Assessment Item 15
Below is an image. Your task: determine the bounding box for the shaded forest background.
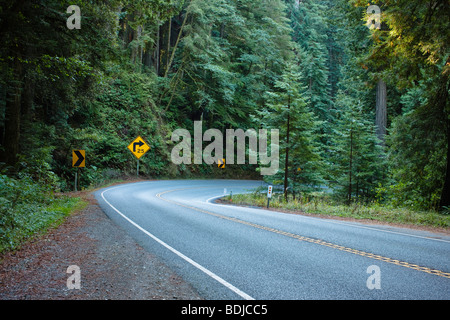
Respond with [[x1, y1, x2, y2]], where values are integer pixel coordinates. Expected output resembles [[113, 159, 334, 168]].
[[0, 0, 449, 213]]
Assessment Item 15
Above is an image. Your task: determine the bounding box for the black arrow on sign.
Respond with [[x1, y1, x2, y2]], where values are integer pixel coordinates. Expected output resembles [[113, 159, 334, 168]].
[[74, 150, 85, 167], [133, 140, 144, 152]]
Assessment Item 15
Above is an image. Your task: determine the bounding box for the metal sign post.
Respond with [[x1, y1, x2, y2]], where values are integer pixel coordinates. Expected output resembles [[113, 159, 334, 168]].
[[72, 150, 85, 191], [127, 136, 150, 177], [137, 159, 140, 177], [267, 185, 273, 208], [74, 168, 78, 192]]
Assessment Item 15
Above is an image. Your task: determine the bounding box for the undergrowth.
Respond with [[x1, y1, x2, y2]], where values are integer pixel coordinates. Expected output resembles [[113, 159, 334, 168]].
[[226, 191, 449, 229], [0, 174, 86, 253]]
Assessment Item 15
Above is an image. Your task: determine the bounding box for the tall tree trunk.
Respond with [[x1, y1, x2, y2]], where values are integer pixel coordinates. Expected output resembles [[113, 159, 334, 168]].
[[166, 17, 172, 69], [155, 20, 160, 75], [20, 73, 34, 139], [348, 129, 353, 204], [220, 23, 225, 38], [439, 77, 450, 209], [284, 97, 291, 202], [1, 58, 22, 166], [131, 24, 142, 66], [164, 5, 190, 78], [0, 2, 24, 167], [440, 119, 450, 209], [376, 79, 387, 144]]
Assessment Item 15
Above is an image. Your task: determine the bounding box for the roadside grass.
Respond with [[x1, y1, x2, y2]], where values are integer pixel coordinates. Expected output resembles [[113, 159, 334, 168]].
[[0, 174, 87, 254], [224, 192, 450, 229], [0, 172, 143, 255]]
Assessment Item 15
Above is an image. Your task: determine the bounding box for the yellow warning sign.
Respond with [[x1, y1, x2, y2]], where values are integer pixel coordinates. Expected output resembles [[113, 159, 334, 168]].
[[127, 136, 150, 159], [72, 150, 85, 167]]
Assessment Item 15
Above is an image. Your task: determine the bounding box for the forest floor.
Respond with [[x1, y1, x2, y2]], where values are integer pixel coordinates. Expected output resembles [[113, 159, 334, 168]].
[[0, 184, 203, 300]]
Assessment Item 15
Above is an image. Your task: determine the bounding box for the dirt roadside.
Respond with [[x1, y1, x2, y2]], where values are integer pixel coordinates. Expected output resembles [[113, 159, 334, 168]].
[[0, 188, 203, 300]]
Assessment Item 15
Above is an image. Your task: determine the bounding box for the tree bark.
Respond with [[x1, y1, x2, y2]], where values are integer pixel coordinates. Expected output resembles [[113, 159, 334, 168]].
[[1, 58, 22, 166], [440, 118, 450, 209], [439, 76, 450, 209], [284, 97, 291, 202], [376, 79, 387, 144], [166, 17, 172, 69], [155, 20, 160, 75], [164, 4, 190, 78], [348, 129, 353, 204], [131, 24, 142, 65]]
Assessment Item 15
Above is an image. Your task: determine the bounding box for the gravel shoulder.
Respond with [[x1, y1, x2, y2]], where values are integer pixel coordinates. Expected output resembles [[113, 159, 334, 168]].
[[0, 189, 203, 300]]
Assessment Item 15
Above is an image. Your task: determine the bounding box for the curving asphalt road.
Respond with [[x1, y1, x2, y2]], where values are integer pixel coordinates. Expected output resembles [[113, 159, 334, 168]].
[[95, 180, 450, 300]]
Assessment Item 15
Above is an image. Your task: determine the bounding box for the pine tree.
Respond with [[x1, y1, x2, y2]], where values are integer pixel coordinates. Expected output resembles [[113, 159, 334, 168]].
[[260, 63, 323, 200], [351, 0, 450, 209], [160, 0, 294, 129], [329, 92, 385, 203], [287, 0, 333, 124]]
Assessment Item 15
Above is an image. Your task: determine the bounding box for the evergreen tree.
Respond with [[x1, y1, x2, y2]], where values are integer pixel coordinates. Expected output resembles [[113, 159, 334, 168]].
[[329, 91, 385, 203], [386, 76, 448, 210], [261, 63, 323, 200], [286, 0, 333, 124], [351, 0, 450, 209], [0, 0, 446, 210], [0, 0, 120, 167]]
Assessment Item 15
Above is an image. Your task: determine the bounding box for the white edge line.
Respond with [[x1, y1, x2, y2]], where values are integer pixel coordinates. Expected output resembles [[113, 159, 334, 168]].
[[100, 187, 255, 301], [205, 194, 450, 244]]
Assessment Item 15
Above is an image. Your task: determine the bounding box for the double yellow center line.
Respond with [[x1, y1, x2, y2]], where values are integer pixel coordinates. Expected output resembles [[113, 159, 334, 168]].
[[156, 188, 450, 279]]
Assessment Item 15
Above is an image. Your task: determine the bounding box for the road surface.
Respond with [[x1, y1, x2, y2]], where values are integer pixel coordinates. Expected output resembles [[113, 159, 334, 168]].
[[95, 180, 450, 300]]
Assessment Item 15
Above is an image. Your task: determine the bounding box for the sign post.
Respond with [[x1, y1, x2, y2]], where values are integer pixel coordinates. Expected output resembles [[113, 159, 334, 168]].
[[127, 136, 150, 176], [137, 159, 140, 177], [72, 150, 85, 191], [74, 169, 78, 192], [267, 185, 273, 208]]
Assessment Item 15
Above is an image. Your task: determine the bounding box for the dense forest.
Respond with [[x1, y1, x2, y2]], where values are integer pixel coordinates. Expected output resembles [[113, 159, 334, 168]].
[[0, 0, 449, 217]]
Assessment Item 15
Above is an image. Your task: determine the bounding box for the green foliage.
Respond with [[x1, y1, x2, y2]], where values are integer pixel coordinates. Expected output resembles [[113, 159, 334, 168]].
[[384, 80, 447, 210], [260, 63, 324, 193], [0, 173, 84, 253], [328, 92, 386, 202], [288, 0, 333, 123], [228, 192, 449, 228], [0, 0, 448, 221], [350, 0, 450, 209]]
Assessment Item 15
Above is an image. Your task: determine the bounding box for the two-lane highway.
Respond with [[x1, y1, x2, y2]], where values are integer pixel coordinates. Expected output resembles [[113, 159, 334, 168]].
[[95, 180, 450, 300]]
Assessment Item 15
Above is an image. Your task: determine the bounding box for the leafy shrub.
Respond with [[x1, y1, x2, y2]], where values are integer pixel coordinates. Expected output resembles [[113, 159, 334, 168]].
[[0, 174, 83, 253]]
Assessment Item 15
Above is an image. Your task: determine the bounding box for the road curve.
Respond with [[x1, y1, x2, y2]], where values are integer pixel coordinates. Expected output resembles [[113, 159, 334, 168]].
[[95, 180, 450, 300]]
